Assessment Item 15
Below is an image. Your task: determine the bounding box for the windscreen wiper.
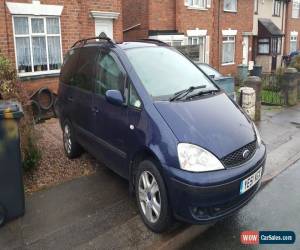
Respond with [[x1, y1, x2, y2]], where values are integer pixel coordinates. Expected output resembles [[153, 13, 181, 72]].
[[169, 85, 206, 102], [186, 89, 220, 100]]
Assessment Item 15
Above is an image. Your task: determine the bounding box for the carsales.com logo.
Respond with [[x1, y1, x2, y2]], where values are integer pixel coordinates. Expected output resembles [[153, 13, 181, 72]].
[[241, 231, 296, 245]]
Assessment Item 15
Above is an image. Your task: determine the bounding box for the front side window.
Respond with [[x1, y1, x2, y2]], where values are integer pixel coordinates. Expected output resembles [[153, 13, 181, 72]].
[[129, 85, 142, 109], [292, 0, 300, 18], [290, 35, 298, 53], [222, 36, 235, 64], [273, 0, 281, 16], [125, 47, 217, 100], [224, 0, 237, 12], [13, 16, 62, 75], [95, 52, 125, 96], [258, 38, 270, 54], [188, 36, 206, 63]]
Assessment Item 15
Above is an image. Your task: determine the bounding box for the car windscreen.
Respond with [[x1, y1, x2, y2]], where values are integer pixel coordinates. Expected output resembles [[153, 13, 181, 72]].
[[125, 47, 217, 100], [198, 64, 223, 78]]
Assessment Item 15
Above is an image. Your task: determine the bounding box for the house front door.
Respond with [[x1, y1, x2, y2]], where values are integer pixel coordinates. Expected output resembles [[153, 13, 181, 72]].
[[95, 19, 113, 39]]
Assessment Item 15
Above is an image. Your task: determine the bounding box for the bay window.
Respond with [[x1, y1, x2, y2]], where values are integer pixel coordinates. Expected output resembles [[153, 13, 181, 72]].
[[13, 16, 62, 76], [222, 36, 235, 65]]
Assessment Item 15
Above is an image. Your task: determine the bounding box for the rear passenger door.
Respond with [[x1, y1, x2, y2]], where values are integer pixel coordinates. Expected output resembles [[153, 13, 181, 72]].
[[71, 47, 99, 152], [92, 49, 129, 177]]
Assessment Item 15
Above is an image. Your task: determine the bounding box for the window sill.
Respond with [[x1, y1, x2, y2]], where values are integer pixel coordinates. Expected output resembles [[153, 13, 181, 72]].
[[221, 62, 235, 66], [187, 6, 208, 11], [18, 70, 60, 81], [272, 15, 281, 17], [223, 10, 238, 13]]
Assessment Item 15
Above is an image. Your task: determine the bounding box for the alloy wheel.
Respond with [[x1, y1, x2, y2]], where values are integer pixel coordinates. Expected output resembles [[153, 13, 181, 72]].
[[138, 171, 161, 223], [63, 124, 72, 154]]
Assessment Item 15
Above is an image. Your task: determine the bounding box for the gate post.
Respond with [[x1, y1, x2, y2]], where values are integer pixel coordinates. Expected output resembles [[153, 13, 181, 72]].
[[283, 68, 298, 106], [244, 76, 262, 121]]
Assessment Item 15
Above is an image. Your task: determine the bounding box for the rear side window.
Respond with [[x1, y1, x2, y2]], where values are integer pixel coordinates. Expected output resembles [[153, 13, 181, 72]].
[[60, 48, 80, 84], [72, 47, 99, 92], [95, 52, 125, 95]]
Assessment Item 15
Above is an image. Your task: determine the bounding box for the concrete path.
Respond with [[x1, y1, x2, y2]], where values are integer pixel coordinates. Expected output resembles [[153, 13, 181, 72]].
[[1, 104, 300, 249]]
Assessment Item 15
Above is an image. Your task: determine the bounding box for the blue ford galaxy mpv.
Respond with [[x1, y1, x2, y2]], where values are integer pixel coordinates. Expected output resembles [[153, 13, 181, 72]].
[[58, 36, 266, 233]]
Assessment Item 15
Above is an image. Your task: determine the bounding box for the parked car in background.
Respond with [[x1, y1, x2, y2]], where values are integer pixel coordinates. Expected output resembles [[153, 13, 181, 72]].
[[197, 63, 236, 101], [58, 37, 266, 233]]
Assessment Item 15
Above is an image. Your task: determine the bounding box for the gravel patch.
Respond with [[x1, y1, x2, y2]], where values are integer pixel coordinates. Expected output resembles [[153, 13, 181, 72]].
[[24, 119, 98, 193]]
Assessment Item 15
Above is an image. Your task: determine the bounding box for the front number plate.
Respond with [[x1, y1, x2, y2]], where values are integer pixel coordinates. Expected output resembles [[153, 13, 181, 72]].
[[240, 167, 262, 194]]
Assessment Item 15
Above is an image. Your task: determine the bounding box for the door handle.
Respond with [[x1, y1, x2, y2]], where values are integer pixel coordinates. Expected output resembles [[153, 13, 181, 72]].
[[67, 96, 73, 102]]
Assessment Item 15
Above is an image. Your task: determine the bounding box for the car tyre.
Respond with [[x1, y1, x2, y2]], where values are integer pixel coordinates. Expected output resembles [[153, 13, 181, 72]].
[[135, 159, 172, 233], [63, 121, 82, 159]]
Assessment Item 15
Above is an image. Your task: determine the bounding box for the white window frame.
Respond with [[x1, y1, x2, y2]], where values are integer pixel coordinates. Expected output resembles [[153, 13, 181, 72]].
[[187, 36, 206, 63], [12, 15, 63, 77], [184, 0, 210, 10], [222, 35, 236, 65], [292, 0, 300, 18], [272, 0, 281, 17], [224, 0, 237, 12], [290, 34, 298, 53]]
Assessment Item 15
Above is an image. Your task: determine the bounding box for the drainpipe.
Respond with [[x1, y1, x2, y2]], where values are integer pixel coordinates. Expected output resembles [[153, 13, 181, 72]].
[[3, 1, 10, 58], [283, 0, 290, 55]]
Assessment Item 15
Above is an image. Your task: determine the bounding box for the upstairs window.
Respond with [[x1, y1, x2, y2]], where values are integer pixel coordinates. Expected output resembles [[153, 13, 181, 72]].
[[254, 0, 259, 14], [13, 16, 62, 76], [273, 0, 281, 16], [185, 0, 211, 9], [292, 0, 300, 18], [224, 0, 237, 12]]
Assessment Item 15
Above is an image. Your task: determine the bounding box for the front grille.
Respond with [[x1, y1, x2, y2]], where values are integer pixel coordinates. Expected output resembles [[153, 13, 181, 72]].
[[221, 140, 257, 168]]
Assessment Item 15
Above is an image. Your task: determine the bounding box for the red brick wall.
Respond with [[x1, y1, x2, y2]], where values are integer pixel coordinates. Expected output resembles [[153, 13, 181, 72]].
[[122, 0, 149, 41], [213, 0, 253, 76], [148, 0, 176, 31], [0, 0, 123, 95], [285, 1, 300, 54]]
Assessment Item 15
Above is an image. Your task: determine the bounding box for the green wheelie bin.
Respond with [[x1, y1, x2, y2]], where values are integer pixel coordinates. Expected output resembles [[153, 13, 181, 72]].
[[0, 101, 24, 226]]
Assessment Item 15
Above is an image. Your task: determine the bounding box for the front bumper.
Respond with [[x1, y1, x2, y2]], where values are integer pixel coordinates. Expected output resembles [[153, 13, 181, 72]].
[[165, 143, 266, 224]]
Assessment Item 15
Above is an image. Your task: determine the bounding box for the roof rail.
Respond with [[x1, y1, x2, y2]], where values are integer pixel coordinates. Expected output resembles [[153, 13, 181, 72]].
[[137, 38, 170, 46], [71, 33, 115, 48]]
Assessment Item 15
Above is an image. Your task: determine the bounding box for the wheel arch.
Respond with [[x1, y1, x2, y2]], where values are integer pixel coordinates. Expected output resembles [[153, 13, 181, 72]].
[[129, 147, 165, 194]]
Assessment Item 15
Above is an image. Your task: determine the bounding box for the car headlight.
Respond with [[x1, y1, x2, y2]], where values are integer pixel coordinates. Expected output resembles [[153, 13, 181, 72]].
[[252, 123, 262, 146], [177, 143, 224, 172]]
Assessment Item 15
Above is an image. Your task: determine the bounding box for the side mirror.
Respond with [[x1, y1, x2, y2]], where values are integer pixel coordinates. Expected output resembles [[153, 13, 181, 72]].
[[105, 90, 124, 106]]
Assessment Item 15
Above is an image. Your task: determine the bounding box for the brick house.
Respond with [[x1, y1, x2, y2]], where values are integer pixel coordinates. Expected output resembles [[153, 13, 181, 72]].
[[0, 0, 123, 94], [123, 0, 254, 76], [284, 0, 300, 54], [252, 0, 288, 73]]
